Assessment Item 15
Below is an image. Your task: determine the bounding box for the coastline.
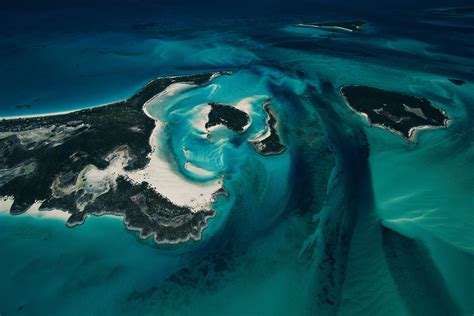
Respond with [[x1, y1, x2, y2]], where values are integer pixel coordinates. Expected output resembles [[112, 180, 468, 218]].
[[140, 82, 224, 210], [0, 99, 128, 121], [0, 72, 227, 245], [339, 86, 451, 142], [0, 72, 229, 121], [296, 23, 355, 32], [248, 100, 286, 155]]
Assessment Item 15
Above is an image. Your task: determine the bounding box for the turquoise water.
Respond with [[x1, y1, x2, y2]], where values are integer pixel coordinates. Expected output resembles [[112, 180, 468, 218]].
[[1, 1, 473, 315], [0, 214, 182, 315]]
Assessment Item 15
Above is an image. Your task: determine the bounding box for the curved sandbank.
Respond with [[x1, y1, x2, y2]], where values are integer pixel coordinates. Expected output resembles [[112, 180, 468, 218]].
[[297, 20, 366, 33]]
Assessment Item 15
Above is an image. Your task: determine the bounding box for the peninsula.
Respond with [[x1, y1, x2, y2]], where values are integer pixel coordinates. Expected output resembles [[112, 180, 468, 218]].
[[0, 72, 226, 244]]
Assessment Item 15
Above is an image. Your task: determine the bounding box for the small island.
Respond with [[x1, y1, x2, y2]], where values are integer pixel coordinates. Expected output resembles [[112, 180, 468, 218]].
[[0, 72, 226, 244], [205, 102, 250, 133], [448, 79, 466, 86], [340, 85, 450, 141], [297, 20, 365, 33], [249, 99, 286, 155]]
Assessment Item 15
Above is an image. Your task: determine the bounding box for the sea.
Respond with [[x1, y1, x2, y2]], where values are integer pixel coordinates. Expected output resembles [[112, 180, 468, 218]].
[[0, 0, 473, 315]]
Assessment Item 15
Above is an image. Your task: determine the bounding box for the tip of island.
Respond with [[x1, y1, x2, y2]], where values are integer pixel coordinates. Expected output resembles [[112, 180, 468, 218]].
[[297, 20, 366, 32]]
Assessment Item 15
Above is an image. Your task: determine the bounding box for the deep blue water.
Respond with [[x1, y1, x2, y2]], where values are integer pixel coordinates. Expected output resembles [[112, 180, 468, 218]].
[[1, 1, 473, 315]]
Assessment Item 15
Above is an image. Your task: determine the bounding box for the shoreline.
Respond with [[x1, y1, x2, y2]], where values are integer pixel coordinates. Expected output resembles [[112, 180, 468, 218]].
[[339, 86, 451, 142], [296, 23, 355, 32], [140, 82, 224, 210], [0, 73, 227, 121], [0, 71, 228, 245], [0, 194, 213, 246], [0, 99, 128, 121]]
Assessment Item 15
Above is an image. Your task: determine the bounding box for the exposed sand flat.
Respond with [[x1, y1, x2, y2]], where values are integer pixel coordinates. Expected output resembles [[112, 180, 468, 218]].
[[0, 76, 223, 228], [235, 95, 267, 114], [132, 83, 223, 211], [184, 161, 215, 178], [234, 95, 268, 132], [190, 103, 213, 135], [143, 82, 194, 116], [249, 124, 271, 143], [296, 23, 357, 32], [0, 197, 71, 221], [0, 196, 14, 212], [1, 197, 121, 223], [52, 147, 131, 212], [26, 202, 72, 221], [126, 121, 222, 211], [44, 88, 224, 213]]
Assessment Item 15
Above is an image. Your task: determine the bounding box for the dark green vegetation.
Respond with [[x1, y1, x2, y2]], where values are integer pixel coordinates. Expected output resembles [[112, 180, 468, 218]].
[[448, 78, 466, 86], [250, 99, 286, 155], [205, 102, 250, 132], [340, 85, 449, 140], [0, 73, 220, 244], [77, 177, 215, 243], [299, 20, 365, 32]]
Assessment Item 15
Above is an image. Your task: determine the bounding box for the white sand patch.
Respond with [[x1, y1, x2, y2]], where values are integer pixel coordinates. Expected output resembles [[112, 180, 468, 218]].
[[207, 123, 232, 134], [190, 103, 212, 135], [0, 197, 119, 223], [1, 77, 223, 223], [235, 95, 267, 115], [249, 125, 271, 142], [296, 23, 356, 32], [235, 95, 268, 132], [26, 201, 71, 221], [0, 110, 82, 121], [128, 83, 223, 211], [52, 147, 131, 212], [184, 162, 215, 178], [0, 196, 14, 213], [127, 121, 222, 211], [144, 82, 195, 117], [0, 197, 69, 221]]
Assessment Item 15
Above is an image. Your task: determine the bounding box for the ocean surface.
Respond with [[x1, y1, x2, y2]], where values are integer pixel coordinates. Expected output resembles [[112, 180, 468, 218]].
[[1, 0, 473, 315]]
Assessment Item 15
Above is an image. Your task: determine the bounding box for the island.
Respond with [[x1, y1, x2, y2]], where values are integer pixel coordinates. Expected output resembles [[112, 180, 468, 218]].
[[205, 102, 250, 133], [249, 99, 286, 155], [340, 85, 450, 141], [448, 79, 466, 86], [297, 20, 365, 33], [0, 72, 227, 244]]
